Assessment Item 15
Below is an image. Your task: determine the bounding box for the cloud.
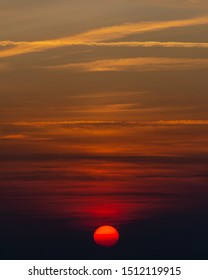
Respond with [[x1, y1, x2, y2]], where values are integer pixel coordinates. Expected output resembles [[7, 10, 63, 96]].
[[156, 120, 208, 125], [3, 120, 208, 128], [45, 57, 208, 72], [64, 16, 208, 42], [66, 15, 208, 43], [0, 134, 28, 140], [1, 15, 208, 57], [86, 41, 208, 48]]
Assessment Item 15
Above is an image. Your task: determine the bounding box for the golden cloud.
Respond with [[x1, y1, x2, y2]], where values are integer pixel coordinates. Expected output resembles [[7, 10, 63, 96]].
[[45, 57, 208, 72], [0, 15, 208, 57]]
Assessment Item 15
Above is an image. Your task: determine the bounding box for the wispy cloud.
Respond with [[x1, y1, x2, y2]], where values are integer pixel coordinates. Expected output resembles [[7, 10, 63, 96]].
[[65, 15, 208, 43], [86, 41, 208, 48], [156, 120, 208, 125], [45, 57, 208, 72], [0, 15, 208, 57], [0, 134, 27, 140], [3, 120, 208, 127]]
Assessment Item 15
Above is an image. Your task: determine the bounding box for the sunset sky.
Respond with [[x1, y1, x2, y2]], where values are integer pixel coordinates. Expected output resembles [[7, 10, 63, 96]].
[[0, 0, 208, 259], [1, 0, 208, 121]]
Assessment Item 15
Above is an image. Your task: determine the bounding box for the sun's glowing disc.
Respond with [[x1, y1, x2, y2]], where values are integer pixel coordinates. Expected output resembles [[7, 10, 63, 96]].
[[93, 225, 119, 247]]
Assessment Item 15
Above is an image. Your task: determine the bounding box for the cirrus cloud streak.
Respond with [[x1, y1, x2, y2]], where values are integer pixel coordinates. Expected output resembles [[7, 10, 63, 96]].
[[44, 57, 208, 72], [0, 15, 208, 58]]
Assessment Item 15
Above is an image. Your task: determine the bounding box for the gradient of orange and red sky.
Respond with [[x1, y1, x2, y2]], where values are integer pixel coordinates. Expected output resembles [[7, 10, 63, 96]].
[[0, 0, 208, 259]]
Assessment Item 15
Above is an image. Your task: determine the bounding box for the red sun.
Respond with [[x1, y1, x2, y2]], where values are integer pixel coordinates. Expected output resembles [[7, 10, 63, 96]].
[[93, 225, 119, 247]]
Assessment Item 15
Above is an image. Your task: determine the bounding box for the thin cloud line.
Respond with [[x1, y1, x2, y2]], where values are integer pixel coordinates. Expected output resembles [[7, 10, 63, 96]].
[[1, 120, 208, 126], [1, 41, 208, 51], [85, 41, 208, 48], [44, 57, 208, 72]]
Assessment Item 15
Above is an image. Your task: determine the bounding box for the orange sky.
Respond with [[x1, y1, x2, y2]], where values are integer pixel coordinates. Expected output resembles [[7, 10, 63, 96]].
[[0, 0, 208, 121], [1, 2, 208, 261], [0, 121, 208, 229]]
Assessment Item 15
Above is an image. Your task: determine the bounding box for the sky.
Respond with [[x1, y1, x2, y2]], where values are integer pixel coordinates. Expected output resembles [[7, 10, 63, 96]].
[[0, 0, 208, 259], [0, 0, 208, 121], [1, 121, 208, 259]]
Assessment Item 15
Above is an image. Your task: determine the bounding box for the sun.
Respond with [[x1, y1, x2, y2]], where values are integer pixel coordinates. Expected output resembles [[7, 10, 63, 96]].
[[93, 225, 119, 247]]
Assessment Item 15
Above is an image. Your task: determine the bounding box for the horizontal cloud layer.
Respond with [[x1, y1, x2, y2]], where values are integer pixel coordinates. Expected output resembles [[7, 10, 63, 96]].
[[1, 15, 208, 58], [45, 57, 208, 72]]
